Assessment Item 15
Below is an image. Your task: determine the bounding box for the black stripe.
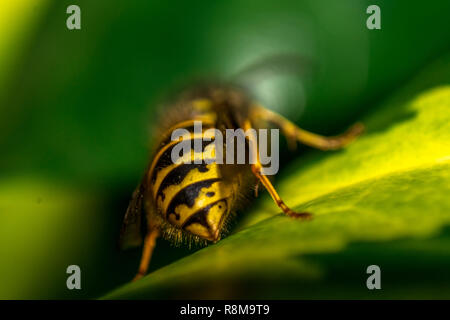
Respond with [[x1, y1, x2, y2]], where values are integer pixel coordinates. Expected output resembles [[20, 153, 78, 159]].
[[165, 178, 221, 221], [182, 198, 228, 229], [159, 123, 215, 146], [151, 138, 216, 184], [156, 163, 210, 202]]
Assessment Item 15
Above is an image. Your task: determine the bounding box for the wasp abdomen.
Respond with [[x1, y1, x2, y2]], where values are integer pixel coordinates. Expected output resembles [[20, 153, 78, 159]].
[[148, 124, 234, 241]]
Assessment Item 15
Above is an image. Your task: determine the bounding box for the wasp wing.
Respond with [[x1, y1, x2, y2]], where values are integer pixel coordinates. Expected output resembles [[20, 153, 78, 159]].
[[119, 175, 148, 250], [232, 53, 315, 85]]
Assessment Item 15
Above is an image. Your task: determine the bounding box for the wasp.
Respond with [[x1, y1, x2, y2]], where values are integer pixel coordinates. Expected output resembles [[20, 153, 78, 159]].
[[119, 58, 364, 281]]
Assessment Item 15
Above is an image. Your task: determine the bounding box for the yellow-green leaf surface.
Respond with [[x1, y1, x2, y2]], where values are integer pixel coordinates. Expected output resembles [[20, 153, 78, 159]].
[[104, 57, 450, 299], [0, 1, 49, 100], [0, 178, 101, 299]]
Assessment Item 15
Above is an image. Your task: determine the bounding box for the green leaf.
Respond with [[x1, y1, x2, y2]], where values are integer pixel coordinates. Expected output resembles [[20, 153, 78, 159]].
[[0, 178, 100, 299], [103, 56, 450, 299], [0, 1, 49, 102]]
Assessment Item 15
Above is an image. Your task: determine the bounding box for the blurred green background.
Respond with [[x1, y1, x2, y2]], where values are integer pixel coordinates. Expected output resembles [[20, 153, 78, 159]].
[[0, 0, 449, 299]]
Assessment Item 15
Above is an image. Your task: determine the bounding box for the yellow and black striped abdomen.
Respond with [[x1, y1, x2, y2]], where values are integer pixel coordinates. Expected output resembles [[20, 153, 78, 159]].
[[148, 129, 234, 241]]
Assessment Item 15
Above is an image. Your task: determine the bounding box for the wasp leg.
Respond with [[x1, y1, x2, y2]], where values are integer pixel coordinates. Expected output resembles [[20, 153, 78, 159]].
[[254, 181, 260, 197], [251, 106, 364, 151], [242, 120, 312, 219], [132, 228, 160, 282], [251, 163, 312, 219]]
